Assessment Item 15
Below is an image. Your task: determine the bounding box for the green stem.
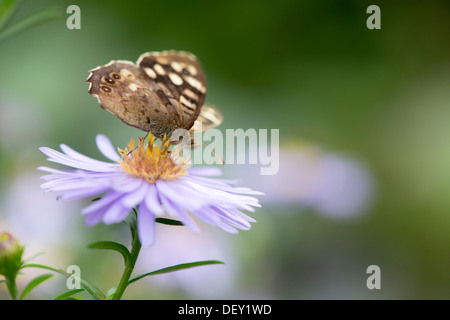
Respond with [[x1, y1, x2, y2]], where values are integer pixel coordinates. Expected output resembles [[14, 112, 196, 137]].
[[112, 221, 141, 300], [6, 276, 18, 300]]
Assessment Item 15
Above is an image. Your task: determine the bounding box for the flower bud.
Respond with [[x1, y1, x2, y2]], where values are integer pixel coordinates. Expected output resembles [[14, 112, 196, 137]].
[[0, 232, 24, 279]]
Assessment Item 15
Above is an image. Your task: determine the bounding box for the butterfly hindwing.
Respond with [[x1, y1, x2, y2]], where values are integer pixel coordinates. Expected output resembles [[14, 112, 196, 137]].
[[191, 104, 224, 133]]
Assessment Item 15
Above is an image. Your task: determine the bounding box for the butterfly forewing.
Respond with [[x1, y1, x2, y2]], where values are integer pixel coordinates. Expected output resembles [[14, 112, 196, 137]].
[[87, 50, 213, 140], [137, 51, 207, 130]]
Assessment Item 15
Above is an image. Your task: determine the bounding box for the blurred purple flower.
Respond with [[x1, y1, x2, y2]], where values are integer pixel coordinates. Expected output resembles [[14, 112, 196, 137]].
[[229, 146, 374, 218], [38, 134, 261, 246]]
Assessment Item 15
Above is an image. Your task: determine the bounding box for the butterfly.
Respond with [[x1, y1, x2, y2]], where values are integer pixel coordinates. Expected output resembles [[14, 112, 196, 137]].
[[86, 50, 223, 146]]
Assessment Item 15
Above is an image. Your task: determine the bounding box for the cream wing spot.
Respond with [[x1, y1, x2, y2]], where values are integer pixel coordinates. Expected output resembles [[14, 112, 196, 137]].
[[185, 76, 205, 93], [153, 64, 166, 75], [120, 68, 135, 79], [187, 65, 198, 76], [168, 72, 184, 86], [180, 95, 195, 110], [128, 83, 138, 91], [182, 88, 198, 100], [144, 67, 157, 79], [170, 61, 184, 73]]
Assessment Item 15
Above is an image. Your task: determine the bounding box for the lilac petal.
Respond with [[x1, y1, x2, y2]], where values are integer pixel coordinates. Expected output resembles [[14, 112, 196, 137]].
[[137, 201, 155, 247], [164, 199, 199, 232], [211, 206, 251, 230], [228, 208, 257, 223], [155, 180, 206, 211], [102, 202, 131, 224], [39, 173, 82, 182], [39, 168, 121, 183], [182, 179, 260, 209], [184, 177, 256, 198], [186, 175, 263, 195], [96, 134, 121, 162], [230, 187, 265, 196], [156, 183, 199, 232], [57, 185, 110, 201], [216, 220, 239, 234], [194, 205, 249, 231], [85, 205, 109, 225], [187, 206, 222, 226], [42, 171, 113, 184], [40, 147, 104, 169], [175, 180, 258, 213], [60, 144, 117, 168], [41, 178, 108, 192], [144, 184, 164, 216], [121, 182, 148, 208], [184, 175, 240, 189], [82, 191, 124, 215], [37, 166, 73, 175], [39, 147, 116, 172], [111, 176, 143, 193]]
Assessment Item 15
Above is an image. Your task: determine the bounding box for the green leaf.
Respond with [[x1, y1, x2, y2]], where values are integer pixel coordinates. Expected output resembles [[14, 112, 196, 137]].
[[0, 0, 21, 31], [21, 263, 104, 300], [106, 287, 117, 300], [128, 260, 224, 285], [155, 217, 184, 226], [19, 274, 53, 300], [54, 289, 85, 300], [65, 296, 84, 300], [0, 6, 60, 43], [126, 209, 138, 239], [22, 250, 46, 264], [87, 241, 131, 266]]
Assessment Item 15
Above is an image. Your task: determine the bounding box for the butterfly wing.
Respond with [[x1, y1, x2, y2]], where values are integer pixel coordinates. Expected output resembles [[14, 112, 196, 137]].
[[189, 104, 224, 149], [191, 104, 224, 133], [137, 50, 207, 130], [87, 60, 179, 137]]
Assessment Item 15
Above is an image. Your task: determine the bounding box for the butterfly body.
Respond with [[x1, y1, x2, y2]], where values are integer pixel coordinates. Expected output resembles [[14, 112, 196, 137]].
[[87, 51, 221, 141]]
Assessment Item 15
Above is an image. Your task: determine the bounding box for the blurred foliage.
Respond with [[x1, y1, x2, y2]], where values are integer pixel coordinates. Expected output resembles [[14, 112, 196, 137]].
[[0, 0, 60, 43], [1, 0, 450, 299]]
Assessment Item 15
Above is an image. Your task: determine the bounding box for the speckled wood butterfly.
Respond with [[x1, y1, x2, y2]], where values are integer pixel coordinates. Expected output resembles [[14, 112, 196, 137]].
[[86, 50, 223, 144]]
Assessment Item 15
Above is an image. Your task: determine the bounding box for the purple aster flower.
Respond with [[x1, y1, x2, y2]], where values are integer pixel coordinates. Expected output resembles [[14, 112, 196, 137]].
[[38, 134, 261, 246]]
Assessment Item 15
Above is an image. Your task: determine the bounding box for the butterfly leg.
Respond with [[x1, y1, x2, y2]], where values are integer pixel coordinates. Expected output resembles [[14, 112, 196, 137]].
[[140, 132, 149, 142], [127, 132, 150, 156], [198, 138, 224, 166]]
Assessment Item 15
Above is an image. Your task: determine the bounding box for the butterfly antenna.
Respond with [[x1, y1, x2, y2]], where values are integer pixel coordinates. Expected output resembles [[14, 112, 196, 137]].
[[200, 139, 224, 166]]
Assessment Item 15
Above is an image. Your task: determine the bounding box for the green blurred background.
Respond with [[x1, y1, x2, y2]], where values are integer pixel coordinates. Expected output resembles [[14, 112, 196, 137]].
[[1, 0, 450, 299]]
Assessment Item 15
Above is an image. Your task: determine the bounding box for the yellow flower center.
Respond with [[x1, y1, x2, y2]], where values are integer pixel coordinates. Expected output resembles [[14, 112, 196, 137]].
[[118, 134, 189, 183]]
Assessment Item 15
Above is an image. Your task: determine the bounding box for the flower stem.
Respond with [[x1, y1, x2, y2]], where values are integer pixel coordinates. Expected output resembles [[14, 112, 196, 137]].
[[6, 277, 18, 300], [112, 219, 141, 300]]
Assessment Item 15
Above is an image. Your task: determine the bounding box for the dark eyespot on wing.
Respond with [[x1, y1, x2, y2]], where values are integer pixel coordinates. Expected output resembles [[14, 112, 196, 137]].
[[104, 77, 115, 84], [101, 85, 112, 93]]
